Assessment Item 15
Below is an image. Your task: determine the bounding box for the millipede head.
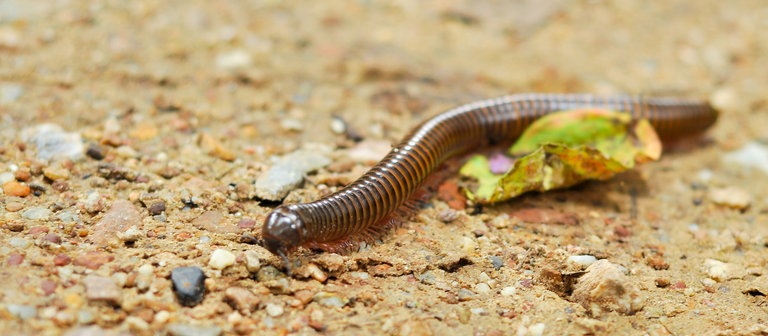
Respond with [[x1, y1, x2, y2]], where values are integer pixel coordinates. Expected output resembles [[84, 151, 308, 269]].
[[262, 205, 306, 262]]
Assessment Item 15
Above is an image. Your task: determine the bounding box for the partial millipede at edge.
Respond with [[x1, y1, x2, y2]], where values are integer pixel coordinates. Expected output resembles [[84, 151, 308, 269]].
[[261, 93, 719, 261]]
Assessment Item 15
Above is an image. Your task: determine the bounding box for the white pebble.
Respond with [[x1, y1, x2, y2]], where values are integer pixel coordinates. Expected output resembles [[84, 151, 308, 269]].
[[265, 303, 284, 317], [209, 249, 236, 270], [9, 237, 29, 249], [723, 142, 768, 174], [459, 236, 477, 254], [0, 172, 14, 184], [244, 250, 261, 273], [567, 255, 598, 268], [500, 286, 517, 296], [528, 323, 546, 336], [330, 117, 346, 134], [216, 49, 252, 70], [703, 258, 745, 281], [474, 283, 491, 295]]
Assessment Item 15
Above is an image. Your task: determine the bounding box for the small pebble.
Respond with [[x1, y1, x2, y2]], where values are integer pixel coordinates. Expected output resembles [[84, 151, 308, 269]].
[[21, 124, 84, 161], [209, 249, 236, 270], [43, 166, 70, 180], [6, 304, 37, 320], [135, 264, 154, 291], [86, 143, 105, 160], [22, 206, 52, 221], [723, 142, 768, 174], [7, 253, 24, 266], [490, 256, 504, 270], [216, 49, 252, 69], [9, 237, 29, 249], [330, 116, 346, 134], [43, 233, 62, 244], [147, 201, 166, 216], [171, 267, 206, 307], [254, 149, 331, 201], [0, 172, 14, 184], [500, 286, 517, 296], [265, 302, 284, 317], [41, 280, 57, 296], [474, 283, 491, 295], [567, 255, 598, 268], [3, 181, 30, 197], [53, 253, 71, 266], [83, 275, 122, 305], [708, 187, 751, 210], [244, 250, 262, 273], [313, 292, 347, 308], [120, 226, 142, 243], [306, 263, 328, 283], [0, 83, 23, 103], [470, 307, 487, 315], [457, 288, 476, 301]]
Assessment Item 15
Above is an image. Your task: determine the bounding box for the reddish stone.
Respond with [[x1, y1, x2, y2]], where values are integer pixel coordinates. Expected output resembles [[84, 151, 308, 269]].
[[437, 181, 467, 210], [54, 253, 71, 266], [672, 281, 687, 290], [28, 226, 50, 235], [43, 233, 62, 244], [73, 251, 114, 270], [7, 253, 24, 266], [237, 218, 256, 230], [41, 280, 57, 295]]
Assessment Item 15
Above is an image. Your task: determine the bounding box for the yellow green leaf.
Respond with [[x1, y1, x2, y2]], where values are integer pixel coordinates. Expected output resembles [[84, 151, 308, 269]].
[[460, 109, 662, 204]]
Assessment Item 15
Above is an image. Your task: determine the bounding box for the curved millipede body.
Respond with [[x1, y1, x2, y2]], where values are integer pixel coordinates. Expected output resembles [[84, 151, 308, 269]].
[[262, 93, 719, 260]]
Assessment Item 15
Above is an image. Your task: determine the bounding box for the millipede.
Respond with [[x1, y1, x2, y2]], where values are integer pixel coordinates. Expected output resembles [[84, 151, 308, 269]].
[[261, 93, 719, 262]]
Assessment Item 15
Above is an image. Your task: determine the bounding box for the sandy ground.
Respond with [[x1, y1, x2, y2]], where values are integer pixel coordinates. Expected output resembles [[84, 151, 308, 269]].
[[1, 1, 768, 335]]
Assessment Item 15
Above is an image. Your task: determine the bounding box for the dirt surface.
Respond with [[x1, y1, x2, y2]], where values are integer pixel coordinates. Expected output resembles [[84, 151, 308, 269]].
[[1, 1, 768, 335]]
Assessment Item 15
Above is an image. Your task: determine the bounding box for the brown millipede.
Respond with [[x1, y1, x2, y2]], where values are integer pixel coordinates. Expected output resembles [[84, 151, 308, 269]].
[[261, 93, 718, 261]]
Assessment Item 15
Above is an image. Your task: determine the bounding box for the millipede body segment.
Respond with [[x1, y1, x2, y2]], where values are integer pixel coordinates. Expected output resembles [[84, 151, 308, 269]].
[[261, 93, 719, 260]]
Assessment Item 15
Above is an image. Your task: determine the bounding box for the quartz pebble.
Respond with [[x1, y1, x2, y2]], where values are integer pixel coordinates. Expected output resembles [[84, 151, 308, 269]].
[[209, 249, 236, 270], [265, 302, 284, 317], [6, 304, 37, 320], [254, 148, 331, 201], [21, 124, 84, 161], [567, 255, 598, 268], [171, 267, 206, 307], [723, 142, 768, 174]]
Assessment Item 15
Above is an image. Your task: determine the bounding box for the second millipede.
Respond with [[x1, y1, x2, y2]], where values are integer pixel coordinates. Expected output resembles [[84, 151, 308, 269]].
[[261, 93, 719, 261]]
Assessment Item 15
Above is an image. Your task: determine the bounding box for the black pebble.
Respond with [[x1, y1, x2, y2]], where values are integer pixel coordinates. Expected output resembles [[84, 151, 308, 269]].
[[86, 143, 105, 160], [171, 266, 206, 307]]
